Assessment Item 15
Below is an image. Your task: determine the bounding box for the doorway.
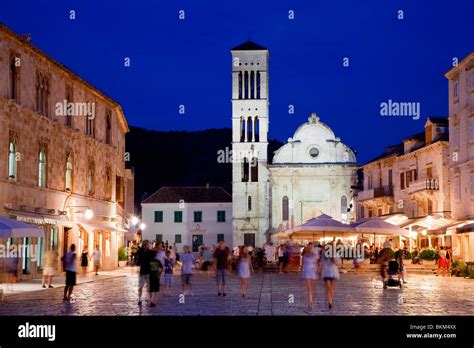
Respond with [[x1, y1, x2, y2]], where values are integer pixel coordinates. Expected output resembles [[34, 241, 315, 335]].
[[192, 234, 203, 252], [244, 233, 255, 247]]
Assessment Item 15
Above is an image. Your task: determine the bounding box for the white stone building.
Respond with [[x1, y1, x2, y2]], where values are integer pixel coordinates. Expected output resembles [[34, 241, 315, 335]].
[[231, 41, 358, 247], [445, 52, 474, 261], [141, 187, 232, 251]]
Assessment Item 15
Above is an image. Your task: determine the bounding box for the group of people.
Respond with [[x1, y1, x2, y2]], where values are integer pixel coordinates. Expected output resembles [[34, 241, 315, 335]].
[[61, 244, 102, 303], [136, 240, 242, 307]]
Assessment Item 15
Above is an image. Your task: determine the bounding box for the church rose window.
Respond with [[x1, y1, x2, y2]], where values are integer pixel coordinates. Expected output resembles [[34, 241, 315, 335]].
[[309, 147, 319, 158]]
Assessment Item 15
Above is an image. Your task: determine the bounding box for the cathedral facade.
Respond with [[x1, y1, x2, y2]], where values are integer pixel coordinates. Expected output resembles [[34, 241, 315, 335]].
[[231, 41, 358, 247]]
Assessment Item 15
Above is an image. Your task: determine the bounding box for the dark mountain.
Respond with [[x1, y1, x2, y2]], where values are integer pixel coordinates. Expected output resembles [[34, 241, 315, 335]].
[[125, 126, 283, 211]]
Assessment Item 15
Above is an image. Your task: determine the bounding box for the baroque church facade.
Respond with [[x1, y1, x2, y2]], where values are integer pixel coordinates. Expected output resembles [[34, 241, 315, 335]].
[[231, 41, 358, 247]]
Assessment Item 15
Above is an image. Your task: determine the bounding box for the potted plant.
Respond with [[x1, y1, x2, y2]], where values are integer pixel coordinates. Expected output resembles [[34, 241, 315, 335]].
[[118, 246, 128, 267], [420, 249, 436, 265]]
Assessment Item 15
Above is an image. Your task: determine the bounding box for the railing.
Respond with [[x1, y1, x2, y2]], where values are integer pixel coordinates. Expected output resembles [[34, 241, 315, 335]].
[[357, 186, 393, 201], [408, 178, 439, 194]]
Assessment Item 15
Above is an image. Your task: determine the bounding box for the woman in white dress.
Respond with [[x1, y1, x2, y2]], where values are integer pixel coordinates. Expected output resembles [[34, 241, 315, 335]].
[[238, 246, 252, 298], [319, 243, 340, 309], [300, 243, 319, 309]]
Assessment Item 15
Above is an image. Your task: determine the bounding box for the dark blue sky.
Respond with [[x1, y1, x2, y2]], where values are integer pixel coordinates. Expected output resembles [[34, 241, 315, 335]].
[[1, 0, 473, 163]]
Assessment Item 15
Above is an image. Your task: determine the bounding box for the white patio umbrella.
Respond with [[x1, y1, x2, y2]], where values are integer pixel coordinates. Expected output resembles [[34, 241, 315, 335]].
[[352, 217, 410, 236], [351, 217, 410, 248], [0, 215, 44, 238], [273, 214, 356, 241]]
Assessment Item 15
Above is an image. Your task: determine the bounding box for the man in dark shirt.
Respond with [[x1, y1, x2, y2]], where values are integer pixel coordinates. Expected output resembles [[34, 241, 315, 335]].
[[213, 240, 231, 296], [137, 241, 151, 305]]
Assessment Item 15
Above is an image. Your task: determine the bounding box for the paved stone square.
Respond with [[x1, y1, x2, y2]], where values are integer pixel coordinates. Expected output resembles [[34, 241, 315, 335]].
[[1, 268, 473, 316]]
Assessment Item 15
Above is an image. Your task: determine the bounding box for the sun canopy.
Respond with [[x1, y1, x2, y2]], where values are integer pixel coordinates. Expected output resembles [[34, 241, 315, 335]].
[[0, 215, 44, 238], [273, 214, 356, 240], [351, 217, 410, 236]]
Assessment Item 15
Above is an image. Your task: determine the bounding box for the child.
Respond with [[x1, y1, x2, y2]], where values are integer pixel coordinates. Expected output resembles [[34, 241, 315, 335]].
[[164, 250, 174, 296], [180, 246, 195, 296], [238, 246, 253, 298]]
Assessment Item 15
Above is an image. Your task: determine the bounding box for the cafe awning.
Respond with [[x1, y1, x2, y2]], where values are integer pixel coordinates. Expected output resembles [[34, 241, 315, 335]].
[[0, 215, 44, 238]]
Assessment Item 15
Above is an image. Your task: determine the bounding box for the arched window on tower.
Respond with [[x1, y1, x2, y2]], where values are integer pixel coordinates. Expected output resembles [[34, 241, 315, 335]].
[[244, 71, 249, 99], [254, 117, 260, 142], [240, 117, 246, 142], [247, 116, 253, 142], [242, 158, 249, 182], [250, 158, 258, 182], [250, 71, 255, 99], [238, 72, 242, 99], [256, 72, 261, 99], [282, 196, 289, 221], [341, 196, 348, 214], [248, 196, 252, 211]]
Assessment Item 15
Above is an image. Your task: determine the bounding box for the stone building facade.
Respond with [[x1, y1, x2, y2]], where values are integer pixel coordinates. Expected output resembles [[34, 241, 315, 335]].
[[231, 41, 358, 247], [445, 52, 474, 261], [0, 23, 132, 279]]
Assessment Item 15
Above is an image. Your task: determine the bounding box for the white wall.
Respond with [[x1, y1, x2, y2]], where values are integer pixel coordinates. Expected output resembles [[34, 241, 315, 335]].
[[141, 202, 233, 251]]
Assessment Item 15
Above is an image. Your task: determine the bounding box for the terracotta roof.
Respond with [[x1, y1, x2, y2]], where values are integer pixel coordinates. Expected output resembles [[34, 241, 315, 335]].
[[231, 41, 267, 51], [142, 187, 232, 204]]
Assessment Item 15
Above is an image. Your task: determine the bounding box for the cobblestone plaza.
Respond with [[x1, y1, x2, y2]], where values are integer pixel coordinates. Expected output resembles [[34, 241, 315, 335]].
[[1, 268, 473, 316]]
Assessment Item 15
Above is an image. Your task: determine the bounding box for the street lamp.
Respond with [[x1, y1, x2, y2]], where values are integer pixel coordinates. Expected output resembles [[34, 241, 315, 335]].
[[139, 222, 146, 230], [131, 216, 139, 226], [84, 209, 94, 220], [421, 229, 427, 236]]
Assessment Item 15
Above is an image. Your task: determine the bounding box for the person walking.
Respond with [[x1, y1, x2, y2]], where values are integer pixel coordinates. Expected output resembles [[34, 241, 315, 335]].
[[237, 246, 252, 298], [90, 245, 101, 275], [137, 241, 151, 306], [80, 247, 88, 274], [163, 250, 174, 296], [42, 249, 57, 288], [63, 244, 77, 303], [319, 243, 340, 309], [213, 240, 231, 297], [180, 246, 195, 296], [398, 251, 407, 283], [301, 243, 319, 310], [438, 246, 448, 276], [149, 244, 163, 307]]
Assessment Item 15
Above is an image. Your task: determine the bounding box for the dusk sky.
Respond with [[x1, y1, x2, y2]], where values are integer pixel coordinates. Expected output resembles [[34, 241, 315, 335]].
[[1, 0, 473, 163]]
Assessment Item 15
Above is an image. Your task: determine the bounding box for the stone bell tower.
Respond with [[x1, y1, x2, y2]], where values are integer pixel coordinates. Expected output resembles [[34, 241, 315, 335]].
[[230, 41, 270, 248]]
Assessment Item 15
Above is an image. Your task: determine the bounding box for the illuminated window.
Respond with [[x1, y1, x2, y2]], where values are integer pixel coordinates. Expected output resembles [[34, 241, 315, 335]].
[[8, 137, 17, 179], [38, 146, 47, 187], [65, 153, 72, 191]]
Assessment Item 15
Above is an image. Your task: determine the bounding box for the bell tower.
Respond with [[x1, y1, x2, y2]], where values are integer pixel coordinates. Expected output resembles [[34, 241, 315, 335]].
[[231, 41, 270, 248]]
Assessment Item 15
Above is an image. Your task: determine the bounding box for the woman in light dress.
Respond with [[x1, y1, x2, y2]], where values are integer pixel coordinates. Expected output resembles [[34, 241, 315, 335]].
[[300, 243, 319, 310], [319, 242, 340, 309], [238, 246, 252, 298]]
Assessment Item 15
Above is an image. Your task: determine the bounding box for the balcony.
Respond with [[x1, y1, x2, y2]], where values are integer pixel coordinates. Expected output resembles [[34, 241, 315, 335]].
[[358, 186, 394, 201], [408, 178, 439, 195]]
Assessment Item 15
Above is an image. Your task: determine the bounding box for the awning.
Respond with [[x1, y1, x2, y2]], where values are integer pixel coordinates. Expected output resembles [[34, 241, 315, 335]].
[[0, 215, 45, 238], [457, 223, 474, 234], [77, 223, 119, 234]]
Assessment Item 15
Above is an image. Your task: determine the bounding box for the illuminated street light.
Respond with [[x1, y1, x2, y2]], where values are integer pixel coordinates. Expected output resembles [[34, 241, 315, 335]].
[[131, 216, 139, 226], [139, 222, 146, 230], [421, 229, 427, 236], [84, 209, 94, 220], [409, 231, 417, 239]]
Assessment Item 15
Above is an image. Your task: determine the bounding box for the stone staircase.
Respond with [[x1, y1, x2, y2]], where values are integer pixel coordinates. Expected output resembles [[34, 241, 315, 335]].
[[264, 262, 438, 275]]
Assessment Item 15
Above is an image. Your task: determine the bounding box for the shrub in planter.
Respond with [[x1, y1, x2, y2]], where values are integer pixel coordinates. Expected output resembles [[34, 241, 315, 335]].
[[118, 246, 128, 262], [451, 260, 467, 277], [420, 249, 436, 260], [404, 251, 412, 260]]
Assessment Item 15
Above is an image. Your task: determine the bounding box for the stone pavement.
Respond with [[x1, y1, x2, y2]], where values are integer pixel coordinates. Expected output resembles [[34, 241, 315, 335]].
[[0, 267, 473, 316]]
